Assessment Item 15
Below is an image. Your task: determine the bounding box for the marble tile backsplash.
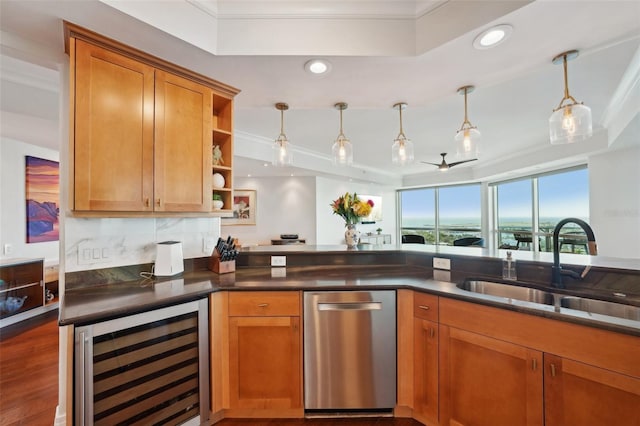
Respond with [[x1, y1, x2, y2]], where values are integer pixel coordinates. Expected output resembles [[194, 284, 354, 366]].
[[65, 217, 222, 273]]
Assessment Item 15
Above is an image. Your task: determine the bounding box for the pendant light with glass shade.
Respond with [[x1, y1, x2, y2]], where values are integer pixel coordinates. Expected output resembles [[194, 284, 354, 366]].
[[391, 102, 414, 165], [454, 85, 481, 159], [332, 102, 353, 166], [549, 50, 592, 144], [272, 102, 293, 166]]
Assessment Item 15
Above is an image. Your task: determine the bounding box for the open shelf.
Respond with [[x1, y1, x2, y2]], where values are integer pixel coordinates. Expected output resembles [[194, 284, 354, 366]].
[[212, 92, 234, 214]]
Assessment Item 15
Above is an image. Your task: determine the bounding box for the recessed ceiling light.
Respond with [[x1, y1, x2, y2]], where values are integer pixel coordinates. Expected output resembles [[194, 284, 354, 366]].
[[473, 24, 513, 50], [263, 163, 269, 167], [304, 59, 332, 75]]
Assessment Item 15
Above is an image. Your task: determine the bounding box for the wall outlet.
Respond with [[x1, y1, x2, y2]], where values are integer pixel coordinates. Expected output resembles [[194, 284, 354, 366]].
[[3, 243, 13, 256], [203, 237, 216, 255], [271, 255, 287, 267], [433, 269, 451, 282], [433, 257, 451, 270], [271, 267, 287, 278], [78, 241, 111, 265]]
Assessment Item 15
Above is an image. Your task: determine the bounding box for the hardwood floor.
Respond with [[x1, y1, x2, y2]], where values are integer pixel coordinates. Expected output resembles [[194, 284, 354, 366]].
[[0, 311, 422, 426], [216, 419, 423, 426], [0, 310, 59, 426]]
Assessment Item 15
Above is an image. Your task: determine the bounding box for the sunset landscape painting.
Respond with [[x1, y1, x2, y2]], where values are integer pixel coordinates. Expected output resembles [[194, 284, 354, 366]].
[[25, 156, 59, 243]]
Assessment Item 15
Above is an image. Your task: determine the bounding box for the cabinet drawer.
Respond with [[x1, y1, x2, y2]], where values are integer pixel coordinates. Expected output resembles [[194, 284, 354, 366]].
[[229, 291, 300, 316], [414, 292, 438, 321]]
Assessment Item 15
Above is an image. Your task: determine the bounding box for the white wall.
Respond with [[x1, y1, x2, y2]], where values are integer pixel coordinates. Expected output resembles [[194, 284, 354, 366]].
[[315, 176, 397, 245], [589, 145, 640, 259], [223, 175, 397, 246], [0, 137, 60, 262], [223, 176, 317, 246]]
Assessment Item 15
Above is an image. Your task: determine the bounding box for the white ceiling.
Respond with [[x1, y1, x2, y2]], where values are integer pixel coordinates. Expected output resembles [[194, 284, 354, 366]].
[[1, 0, 639, 186]]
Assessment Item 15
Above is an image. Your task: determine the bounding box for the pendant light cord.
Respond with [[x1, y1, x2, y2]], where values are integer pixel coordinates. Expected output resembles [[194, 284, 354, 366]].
[[458, 86, 476, 131], [279, 109, 285, 140], [555, 54, 580, 110], [337, 106, 346, 140], [397, 105, 406, 139]]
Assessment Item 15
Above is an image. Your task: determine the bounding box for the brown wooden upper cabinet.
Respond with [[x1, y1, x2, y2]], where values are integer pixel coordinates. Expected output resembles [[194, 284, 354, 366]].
[[66, 23, 239, 215]]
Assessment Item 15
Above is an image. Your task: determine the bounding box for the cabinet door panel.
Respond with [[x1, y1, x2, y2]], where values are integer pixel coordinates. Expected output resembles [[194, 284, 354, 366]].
[[74, 39, 154, 211], [414, 318, 438, 424], [440, 326, 543, 426], [155, 71, 212, 212], [228, 316, 301, 409], [545, 354, 640, 426]]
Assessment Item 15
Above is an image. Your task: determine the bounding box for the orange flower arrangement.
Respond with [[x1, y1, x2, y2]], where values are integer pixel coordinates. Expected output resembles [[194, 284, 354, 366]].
[[330, 192, 374, 226]]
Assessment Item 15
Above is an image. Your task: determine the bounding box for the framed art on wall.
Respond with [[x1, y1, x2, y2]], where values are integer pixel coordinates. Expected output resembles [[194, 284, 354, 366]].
[[222, 189, 256, 225], [25, 156, 60, 243]]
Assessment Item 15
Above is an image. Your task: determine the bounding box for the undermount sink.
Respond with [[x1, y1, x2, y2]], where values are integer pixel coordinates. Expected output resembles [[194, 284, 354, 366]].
[[560, 296, 640, 321], [457, 280, 555, 305], [457, 279, 640, 322]]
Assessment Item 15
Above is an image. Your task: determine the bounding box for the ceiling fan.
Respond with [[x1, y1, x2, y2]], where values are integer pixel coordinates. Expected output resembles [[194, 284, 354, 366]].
[[421, 153, 477, 171]]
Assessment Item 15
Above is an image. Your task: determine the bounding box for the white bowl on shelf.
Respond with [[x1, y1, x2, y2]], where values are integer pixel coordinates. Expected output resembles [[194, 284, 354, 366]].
[[213, 173, 225, 189], [213, 200, 224, 210]]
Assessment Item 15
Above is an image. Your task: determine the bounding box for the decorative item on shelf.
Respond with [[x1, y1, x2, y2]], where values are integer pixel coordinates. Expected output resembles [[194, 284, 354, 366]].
[[331, 102, 353, 166], [273, 102, 293, 166], [212, 193, 224, 210], [213, 172, 225, 189], [391, 102, 414, 165], [376, 227, 382, 235], [330, 192, 374, 248], [212, 145, 224, 166], [454, 85, 481, 159], [2, 296, 28, 313], [549, 49, 592, 144], [209, 236, 238, 274]]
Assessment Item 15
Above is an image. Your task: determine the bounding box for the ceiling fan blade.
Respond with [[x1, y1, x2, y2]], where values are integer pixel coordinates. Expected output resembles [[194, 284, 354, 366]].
[[421, 161, 441, 167], [448, 158, 478, 168]]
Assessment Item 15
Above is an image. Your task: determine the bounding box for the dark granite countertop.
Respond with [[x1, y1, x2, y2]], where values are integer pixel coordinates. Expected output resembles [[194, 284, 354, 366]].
[[60, 264, 640, 336]]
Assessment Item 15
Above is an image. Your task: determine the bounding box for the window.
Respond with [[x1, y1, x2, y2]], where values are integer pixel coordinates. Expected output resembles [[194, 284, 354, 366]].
[[538, 168, 590, 253], [496, 179, 533, 250], [492, 167, 589, 253], [399, 184, 482, 246], [400, 188, 435, 243], [439, 185, 482, 245]]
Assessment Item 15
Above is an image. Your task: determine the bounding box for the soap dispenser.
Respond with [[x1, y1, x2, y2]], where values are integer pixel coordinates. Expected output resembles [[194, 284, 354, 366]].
[[503, 251, 517, 281]]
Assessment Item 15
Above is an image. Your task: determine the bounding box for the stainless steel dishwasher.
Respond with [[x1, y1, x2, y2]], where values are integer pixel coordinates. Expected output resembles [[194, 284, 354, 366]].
[[304, 290, 396, 413]]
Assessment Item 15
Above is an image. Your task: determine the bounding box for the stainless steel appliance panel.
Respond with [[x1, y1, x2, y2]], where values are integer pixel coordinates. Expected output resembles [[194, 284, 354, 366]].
[[304, 290, 396, 410]]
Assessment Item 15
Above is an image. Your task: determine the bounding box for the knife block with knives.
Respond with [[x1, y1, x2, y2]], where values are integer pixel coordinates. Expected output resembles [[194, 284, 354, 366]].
[[209, 236, 237, 274]]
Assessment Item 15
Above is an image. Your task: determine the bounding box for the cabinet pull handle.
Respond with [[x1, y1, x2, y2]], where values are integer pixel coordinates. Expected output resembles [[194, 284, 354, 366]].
[[156, 198, 161, 206], [532, 359, 537, 371], [550, 363, 557, 377], [257, 303, 269, 308], [145, 198, 150, 207], [429, 327, 435, 338], [78, 331, 91, 426], [418, 305, 430, 310]]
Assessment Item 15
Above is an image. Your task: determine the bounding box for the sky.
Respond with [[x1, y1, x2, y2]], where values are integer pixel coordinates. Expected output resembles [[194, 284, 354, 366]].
[[26, 156, 60, 205], [401, 168, 589, 223]]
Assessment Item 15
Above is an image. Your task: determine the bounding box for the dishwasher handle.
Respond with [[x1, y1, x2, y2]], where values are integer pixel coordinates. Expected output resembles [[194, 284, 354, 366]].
[[317, 301, 383, 311]]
